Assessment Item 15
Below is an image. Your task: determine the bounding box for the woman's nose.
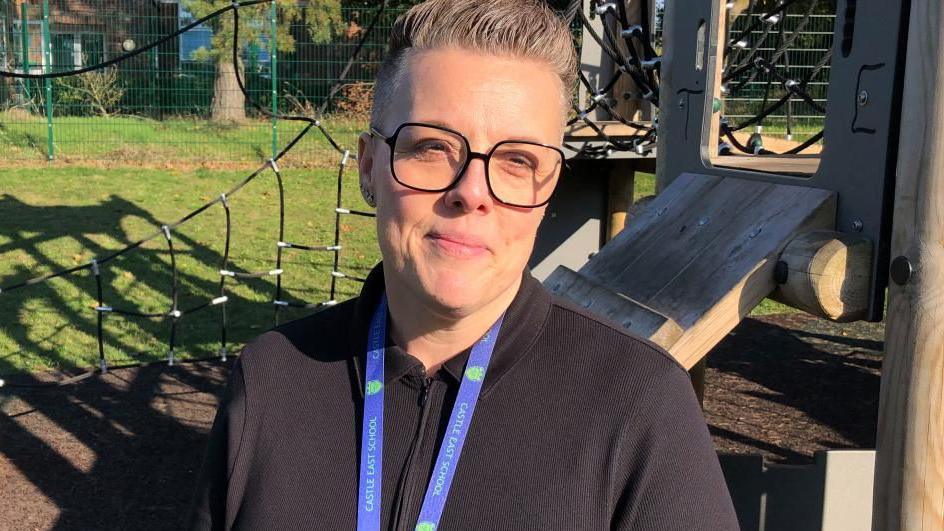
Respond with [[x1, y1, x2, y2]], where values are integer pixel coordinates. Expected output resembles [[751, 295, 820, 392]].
[[443, 157, 493, 213]]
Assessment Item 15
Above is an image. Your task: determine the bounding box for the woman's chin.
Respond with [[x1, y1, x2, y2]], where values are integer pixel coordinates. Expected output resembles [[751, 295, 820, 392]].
[[419, 269, 494, 313]]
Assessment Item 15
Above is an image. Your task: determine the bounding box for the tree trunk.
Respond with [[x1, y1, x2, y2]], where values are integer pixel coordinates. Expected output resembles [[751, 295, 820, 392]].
[[211, 55, 247, 123]]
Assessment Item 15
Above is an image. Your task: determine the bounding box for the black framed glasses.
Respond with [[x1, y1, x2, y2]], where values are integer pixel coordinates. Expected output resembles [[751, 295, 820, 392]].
[[369, 122, 565, 208]]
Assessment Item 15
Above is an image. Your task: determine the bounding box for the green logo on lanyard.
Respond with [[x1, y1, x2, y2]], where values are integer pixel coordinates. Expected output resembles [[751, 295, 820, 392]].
[[415, 522, 436, 531], [464, 366, 485, 382], [366, 379, 383, 395]]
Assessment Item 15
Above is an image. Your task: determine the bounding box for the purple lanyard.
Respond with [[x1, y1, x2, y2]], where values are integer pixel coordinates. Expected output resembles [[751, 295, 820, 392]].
[[357, 294, 504, 531]]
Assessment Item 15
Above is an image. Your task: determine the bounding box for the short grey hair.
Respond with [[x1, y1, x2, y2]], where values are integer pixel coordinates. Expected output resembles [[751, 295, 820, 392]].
[[370, 0, 578, 128]]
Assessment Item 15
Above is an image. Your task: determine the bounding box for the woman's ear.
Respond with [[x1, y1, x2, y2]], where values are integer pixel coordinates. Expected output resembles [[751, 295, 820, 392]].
[[357, 132, 377, 207]]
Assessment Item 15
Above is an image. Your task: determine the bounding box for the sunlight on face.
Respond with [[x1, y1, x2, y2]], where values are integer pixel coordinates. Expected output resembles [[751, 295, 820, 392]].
[[359, 48, 565, 318]]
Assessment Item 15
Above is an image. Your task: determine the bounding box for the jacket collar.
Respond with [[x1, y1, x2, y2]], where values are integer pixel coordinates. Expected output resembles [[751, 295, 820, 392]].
[[349, 262, 552, 399]]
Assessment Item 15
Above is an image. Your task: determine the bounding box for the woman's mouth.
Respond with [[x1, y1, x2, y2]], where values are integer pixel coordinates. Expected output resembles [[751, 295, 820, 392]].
[[426, 232, 489, 258]]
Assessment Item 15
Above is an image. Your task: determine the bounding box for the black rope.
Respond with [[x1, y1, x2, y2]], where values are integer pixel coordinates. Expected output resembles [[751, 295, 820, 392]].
[[218, 194, 232, 360]]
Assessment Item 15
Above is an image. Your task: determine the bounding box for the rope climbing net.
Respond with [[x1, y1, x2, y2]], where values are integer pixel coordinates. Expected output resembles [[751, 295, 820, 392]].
[[564, 0, 661, 157], [0, 0, 385, 385], [718, 0, 831, 155], [565, 0, 832, 156]]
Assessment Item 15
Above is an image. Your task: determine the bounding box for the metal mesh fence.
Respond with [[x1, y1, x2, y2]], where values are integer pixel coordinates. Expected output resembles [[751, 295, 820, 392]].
[[0, 1, 407, 165], [722, 9, 835, 142]]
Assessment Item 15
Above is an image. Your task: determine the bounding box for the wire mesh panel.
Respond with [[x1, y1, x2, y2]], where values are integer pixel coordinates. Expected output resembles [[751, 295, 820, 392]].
[[0, 1, 407, 164]]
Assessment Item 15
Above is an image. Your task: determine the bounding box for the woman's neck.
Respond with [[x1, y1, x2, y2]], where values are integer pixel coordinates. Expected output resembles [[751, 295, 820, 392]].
[[383, 276, 520, 375]]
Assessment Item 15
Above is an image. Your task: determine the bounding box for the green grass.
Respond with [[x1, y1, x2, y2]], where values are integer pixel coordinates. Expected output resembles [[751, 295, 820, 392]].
[[0, 111, 365, 167], [0, 165, 381, 374]]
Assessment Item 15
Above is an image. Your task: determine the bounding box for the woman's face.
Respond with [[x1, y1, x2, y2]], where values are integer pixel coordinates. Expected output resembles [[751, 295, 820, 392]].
[[358, 47, 564, 318]]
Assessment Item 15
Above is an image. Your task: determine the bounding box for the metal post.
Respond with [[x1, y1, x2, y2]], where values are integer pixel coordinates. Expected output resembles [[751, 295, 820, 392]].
[[19, 2, 30, 101], [42, 0, 53, 160], [270, 0, 278, 158]]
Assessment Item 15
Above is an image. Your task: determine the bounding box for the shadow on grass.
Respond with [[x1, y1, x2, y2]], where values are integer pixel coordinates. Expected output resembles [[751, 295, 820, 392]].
[[0, 192, 356, 375]]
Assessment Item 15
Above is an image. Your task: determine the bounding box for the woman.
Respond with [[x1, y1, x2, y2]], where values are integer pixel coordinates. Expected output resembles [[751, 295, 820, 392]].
[[190, 1, 738, 529]]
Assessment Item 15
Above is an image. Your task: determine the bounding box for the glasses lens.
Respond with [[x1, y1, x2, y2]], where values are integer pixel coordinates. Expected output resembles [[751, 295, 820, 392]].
[[392, 125, 467, 191], [488, 142, 563, 207]]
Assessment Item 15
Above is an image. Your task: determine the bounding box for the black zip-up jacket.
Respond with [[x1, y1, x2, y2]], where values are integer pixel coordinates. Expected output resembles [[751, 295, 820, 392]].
[[188, 264, 739, 530]]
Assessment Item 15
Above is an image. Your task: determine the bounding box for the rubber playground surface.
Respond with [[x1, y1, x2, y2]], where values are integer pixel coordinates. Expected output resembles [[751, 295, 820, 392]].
[[0, 312, 884, 530]]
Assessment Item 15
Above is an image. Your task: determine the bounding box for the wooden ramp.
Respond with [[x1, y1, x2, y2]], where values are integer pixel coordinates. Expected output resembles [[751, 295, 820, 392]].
[[545, 172, 836, 369]]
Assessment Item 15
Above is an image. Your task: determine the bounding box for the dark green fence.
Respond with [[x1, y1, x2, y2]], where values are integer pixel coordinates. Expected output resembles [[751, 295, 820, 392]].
[[0, 1, 407, 164]]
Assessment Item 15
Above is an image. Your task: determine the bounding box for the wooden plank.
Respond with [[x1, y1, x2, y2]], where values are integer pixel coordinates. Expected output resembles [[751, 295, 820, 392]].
[[545, 266, 683, 348], [562, 172, 835, 369], [872, 0, 944, 527], [712, 154, 821, 176]]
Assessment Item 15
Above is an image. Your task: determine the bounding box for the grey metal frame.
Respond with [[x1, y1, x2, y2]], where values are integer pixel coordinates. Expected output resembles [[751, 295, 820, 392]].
[[657, 0, 909, 321]]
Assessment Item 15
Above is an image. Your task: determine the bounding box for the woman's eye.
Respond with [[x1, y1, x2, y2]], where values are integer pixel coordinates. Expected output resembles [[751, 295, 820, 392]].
[[416, 140, 451, 153], [505, 154, 536, 168], [420, 141, 449, 151]]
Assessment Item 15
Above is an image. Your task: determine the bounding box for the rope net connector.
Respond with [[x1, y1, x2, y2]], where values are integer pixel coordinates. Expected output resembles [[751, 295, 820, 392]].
[[211, 296, 229, 305], [95, 305, 114, 313], [268, 269, 283, 276], [620, 25, 643, 38], [162, 225, 172, 241], [273, 300, 290, 306], [330, 271, 346, 278], [641, 58, 661, 71], [167, 349, 175, 366], [220, 192, 228, 206], [91, 259, 100, 277], [764, 14, 781, 25], [341, 150, 351, 166], [168, 309, 182, 319], [277, 241, 292, 248], [218, 347, 228, 362], [594, 2, 617, 15], [268, 158, 280, 173], [734, 39, 749, 49], [99, 358, 108, 374], [219, 269, 236, 277], [335, 207, 350, 214]]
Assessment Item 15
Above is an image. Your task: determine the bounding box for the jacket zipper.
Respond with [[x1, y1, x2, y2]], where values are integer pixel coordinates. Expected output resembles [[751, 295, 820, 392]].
[[392, 377, 434, 530]]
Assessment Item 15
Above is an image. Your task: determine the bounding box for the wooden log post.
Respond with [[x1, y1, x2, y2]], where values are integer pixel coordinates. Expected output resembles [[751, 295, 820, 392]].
[[771, 231, 873, 322], [872, 0, 944, 527]]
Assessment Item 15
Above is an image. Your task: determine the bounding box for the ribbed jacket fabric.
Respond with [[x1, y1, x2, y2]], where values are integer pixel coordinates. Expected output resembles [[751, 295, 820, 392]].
[[188, 264, 739, 530]]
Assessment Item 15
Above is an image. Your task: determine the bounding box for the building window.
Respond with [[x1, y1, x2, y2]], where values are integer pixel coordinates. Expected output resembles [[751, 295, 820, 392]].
[[51, 32, 105, 70], [9, 20, 45, 74], [179, 6, 213, 61]]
